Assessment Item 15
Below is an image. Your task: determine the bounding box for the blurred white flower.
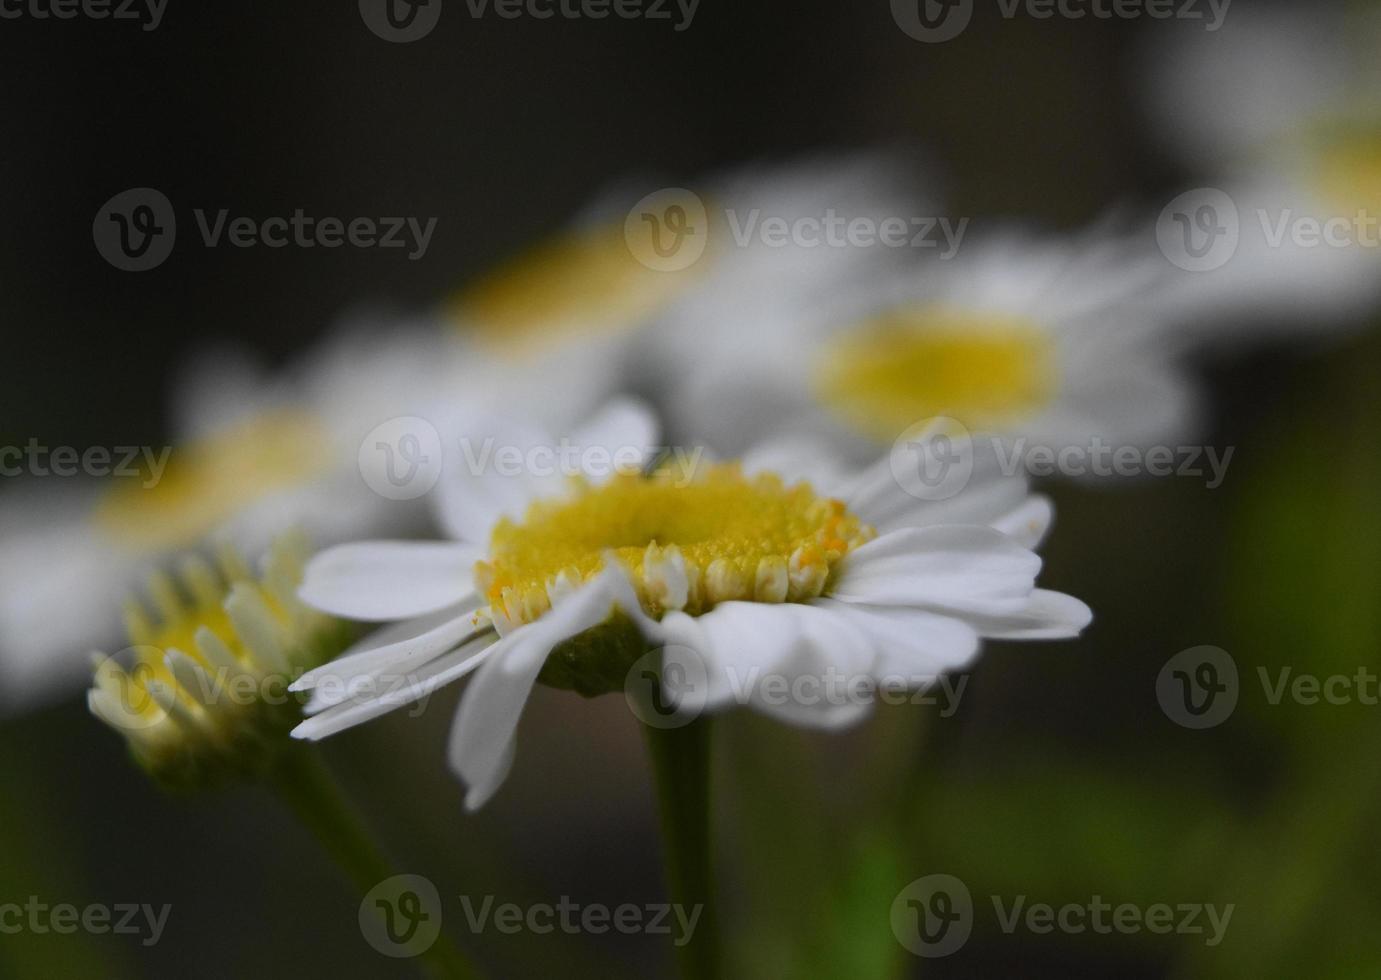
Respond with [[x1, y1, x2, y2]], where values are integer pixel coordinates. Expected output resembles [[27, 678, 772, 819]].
[[659, 227, 1200, 466], [1140, 2, 1381, 329], [0, 324, 446, 714], [289, 400, 1088, 811]]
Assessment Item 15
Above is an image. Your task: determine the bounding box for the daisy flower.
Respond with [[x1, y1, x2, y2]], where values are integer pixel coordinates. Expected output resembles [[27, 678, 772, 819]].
[[1139, 2, 1381, 328], [659, 227, 1199, 467], [289, 401, 1089, 810], [87, 532, 353, 789], [0, 324, 445, 713]]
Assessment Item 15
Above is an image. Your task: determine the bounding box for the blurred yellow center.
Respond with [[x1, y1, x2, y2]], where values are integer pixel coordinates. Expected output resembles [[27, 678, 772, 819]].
[[816, 308, 1056, 439], [449, 225, 701, 354], [474, 465, 874, 625], [95, 409, 334, 552], [1314, 128, 1381, 215]]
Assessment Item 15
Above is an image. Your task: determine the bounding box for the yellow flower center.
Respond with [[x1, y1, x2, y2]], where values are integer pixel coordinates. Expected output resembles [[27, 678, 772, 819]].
[[449, 224, 705, 355], [474, 464, 875, 627], [815, 307, 1057, 440], [94, 409, 335, 553], [1312, 124, 1381, 217]]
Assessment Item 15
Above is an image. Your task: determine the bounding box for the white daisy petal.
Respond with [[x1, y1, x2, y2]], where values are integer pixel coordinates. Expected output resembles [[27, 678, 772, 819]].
[[568, 397, 660, 483], [813, 598, 980, 680], [745, 604, 876, 731], [959, 588, 1093, 640], [739, 436, 852, 496], [298, 541, 479, 621], [448, 564, 643, 810], [291, 635, 497, 741], [831, 525, 1041, 608], [434, 413, 555, 544], [657, 602, 805, 711], [297, 607, 486, 714], [842, 445, 1031, 535]]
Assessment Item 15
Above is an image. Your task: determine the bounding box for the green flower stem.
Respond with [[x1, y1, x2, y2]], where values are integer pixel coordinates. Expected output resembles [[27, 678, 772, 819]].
[[269, 746, 483, 980], [644, 716, 720, 980]]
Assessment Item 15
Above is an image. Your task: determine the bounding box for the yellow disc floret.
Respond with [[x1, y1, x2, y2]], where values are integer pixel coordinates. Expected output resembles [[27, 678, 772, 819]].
[[816, 307, 1056, 440], [474, 464, 875, 628]]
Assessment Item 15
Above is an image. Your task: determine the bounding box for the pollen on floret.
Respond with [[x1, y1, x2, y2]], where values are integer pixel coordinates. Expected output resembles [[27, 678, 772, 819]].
[[473, 463, 876, 629]]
